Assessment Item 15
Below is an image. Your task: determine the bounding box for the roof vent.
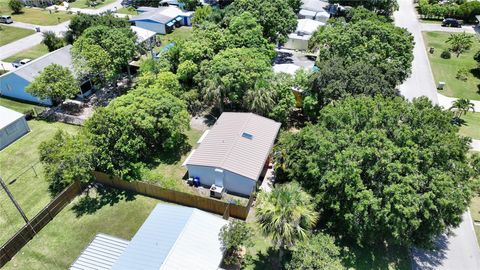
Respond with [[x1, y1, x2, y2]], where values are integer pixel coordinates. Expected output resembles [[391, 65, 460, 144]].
[[242, 132, 253, 139]]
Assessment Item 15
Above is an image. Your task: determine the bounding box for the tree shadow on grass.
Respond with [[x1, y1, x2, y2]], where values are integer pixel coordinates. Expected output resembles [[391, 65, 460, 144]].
[[341, 241, 411, 270], [72, 184, 136, 217], [244, 247, 288, 270]]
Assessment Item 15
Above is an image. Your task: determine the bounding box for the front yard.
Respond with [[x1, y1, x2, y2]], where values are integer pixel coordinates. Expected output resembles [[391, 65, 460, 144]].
[[422, 31, 480, 100], [0, 120, 79, 245], [2, 44, 49, 62], [68, 0, 116, 9], [0, 0, 74, 25], [0, 25, 34, 46], [459, 112, 480, 140]]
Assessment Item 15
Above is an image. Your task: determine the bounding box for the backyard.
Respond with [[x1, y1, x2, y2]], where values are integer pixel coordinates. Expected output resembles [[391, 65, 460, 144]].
[[155, 26, 193, 52], [67, 0, 116, 9], [0, 0, 74, 25], [2, 44, 49, 62], [0, 120, 79, 245], [0, 97, 46, 114], [117, 6, 137, 15], [0, 25, 34, 46], [422, 31, 480, 100]]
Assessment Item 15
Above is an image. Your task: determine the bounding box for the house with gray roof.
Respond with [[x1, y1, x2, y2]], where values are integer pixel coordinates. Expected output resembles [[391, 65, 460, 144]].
[[70, 204, 228, 270], [0, 105, 30, 150], [130, 6, 193, 34], [183, 112, 281, 196]]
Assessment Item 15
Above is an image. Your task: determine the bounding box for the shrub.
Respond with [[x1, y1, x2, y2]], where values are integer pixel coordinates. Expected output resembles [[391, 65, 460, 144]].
[[456, 68, 469, 81], [8, 0, 24, 13], [441, 50, 451, 59]]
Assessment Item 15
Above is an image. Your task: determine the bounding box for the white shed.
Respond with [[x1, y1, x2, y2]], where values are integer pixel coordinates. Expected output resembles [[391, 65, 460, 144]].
[[284, 19, 325, 51], [184, 113, 281, 197], [0, 106, 30, 150]]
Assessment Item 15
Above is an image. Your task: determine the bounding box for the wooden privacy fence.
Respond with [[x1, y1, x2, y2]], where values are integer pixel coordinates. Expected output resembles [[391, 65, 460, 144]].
[[0, 181, 84, 268], [93, 171, 254, 220]]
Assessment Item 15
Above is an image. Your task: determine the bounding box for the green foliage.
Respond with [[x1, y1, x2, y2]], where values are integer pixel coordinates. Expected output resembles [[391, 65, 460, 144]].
[[39, 131, 94, 195], [179, 0, 201, 11], [447, 32, 474, 57], [256, 182, 318, 259], [474, 50, 480, 63], [42, 31, 64, 52], [441, 50, 451, 59], [85, 87, 190, 180], [8, 0, 24, 14], [418, 0, 480, 23], [331, 0, 398, 16], [72, 25, 136, 83], [224, 0, 297, 43], [219, 220, 254, 265], [196, 47, 272, 111], [275, 96, 478, 247], [456, 67, 469, 81], [286, 233, 346, 270], [192, 5, 213, 25], [65, 13, 130, 43], [309, 11, 414, 86], [138, 57, 171, 75], [177, 60, 198, 86], [449, 98, 475, 118], [26, 63, 80, 104]]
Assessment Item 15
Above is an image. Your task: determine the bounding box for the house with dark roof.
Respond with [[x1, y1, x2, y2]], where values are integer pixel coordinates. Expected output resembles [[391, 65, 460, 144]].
[[129, 6, 193, 34], [183, 112, 281, 197]]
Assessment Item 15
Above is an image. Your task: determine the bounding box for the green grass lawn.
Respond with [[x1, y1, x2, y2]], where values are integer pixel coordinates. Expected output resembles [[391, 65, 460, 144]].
[[0, 25, 35, 46], [117, 6, 138, 15], [423, 31, 480, 100], [459, 112, 480, 139], [68, 0, 116, 9], [2, 191, 161, 270], [2, 43, 49, 62], [0, 97, 47, 114], [0, 120, 79, 245], [156, 27, 193, 51], [0, 0, 74, 25], [470, 196, 480, 246], [142, 128, 203, 192]]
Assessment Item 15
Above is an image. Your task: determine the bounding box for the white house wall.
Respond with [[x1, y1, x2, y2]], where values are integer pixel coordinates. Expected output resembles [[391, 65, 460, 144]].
[[0, 117, 30, 150], [186, 165, 256, 196]]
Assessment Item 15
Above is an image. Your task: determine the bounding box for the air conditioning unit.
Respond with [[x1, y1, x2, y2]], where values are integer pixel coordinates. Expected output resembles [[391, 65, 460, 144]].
[[210, 184, 224, 199]]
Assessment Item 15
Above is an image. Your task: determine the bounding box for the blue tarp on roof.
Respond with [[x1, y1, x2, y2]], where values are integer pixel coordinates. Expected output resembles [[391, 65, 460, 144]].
[[111, 205, 193, 270]]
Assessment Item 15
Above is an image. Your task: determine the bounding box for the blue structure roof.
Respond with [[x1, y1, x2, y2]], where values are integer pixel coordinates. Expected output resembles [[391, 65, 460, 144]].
[[111, 204, 193, 270]]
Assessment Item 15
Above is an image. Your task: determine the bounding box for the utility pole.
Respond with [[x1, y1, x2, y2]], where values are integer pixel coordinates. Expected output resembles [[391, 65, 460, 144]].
[[0, 176, 29, 224]]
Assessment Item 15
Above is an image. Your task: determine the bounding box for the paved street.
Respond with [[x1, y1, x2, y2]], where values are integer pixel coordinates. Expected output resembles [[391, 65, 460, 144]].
[[420, 23, 478, 34]]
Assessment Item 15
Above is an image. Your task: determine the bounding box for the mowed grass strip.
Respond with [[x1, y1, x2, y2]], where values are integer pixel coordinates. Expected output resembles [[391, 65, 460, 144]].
[[0, 120, 79, 244], [0, 0, 74, 25], [423, 31, 480, 100], [459, 112, 480, 139], [2, 43, 49, 62], [68, 0, 116, 9], [1, 192, 160, 270], [0, 97, 46, 114], [0, 25, 35, 46]]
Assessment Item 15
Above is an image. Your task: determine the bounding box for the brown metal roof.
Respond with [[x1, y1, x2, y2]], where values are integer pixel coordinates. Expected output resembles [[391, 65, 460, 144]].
[[186, 113, 281, 180]]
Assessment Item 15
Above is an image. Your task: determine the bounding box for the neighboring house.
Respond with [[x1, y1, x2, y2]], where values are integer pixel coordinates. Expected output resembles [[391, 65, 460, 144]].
[[300, 0, 330, 23], [183, 112, 281, 197], [284, 19, 325, 51], [0, 106, 30, 150], [129, 6, 193, 34], [70, 204, 228, 270], [131, 26, 157, 57], [0, 45, 92, 106]]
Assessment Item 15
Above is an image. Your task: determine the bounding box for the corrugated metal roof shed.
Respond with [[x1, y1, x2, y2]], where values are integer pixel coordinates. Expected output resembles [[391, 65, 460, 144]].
[[111, 204, 228, 270], [0, 105, 24, 130], [70, 234, 130, 270], [186, 113, 281, 181]]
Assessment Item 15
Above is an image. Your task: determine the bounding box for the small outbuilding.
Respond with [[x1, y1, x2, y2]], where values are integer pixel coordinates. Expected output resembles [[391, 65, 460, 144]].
[[183, 112, 281, 197], [70, 204, 228, 270], [284, 19, 325, 51], [129, 6, 193, 34], [0, 105, 30, 150]]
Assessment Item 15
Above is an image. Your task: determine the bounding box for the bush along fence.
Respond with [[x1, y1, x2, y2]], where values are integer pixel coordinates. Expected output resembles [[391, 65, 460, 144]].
[[93, 171, 255, 220], [0, 181, 85, 268], [417, 0, 480, 23]]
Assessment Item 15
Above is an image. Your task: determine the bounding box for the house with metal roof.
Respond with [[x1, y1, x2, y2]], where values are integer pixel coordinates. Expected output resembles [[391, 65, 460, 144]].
[[70, 204, 228, 270], [0, 105, 30, 150], [183, 112, 281, 197], [284, 19, 325, 51], [129, 6, 193, 34]]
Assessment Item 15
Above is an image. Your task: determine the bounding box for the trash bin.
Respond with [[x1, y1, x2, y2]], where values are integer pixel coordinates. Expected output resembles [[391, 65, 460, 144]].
[[35, 27, 40, 32], [429, 47, 435, 54], [437, 81, 445, 90]]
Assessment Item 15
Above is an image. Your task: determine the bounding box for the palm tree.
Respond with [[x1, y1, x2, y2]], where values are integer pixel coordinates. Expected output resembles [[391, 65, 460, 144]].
[[244, 81, 274, 116], [203, 78, 226, 112], [449, 98, 475, 118], [446, 32, 474, 57], [255, 182, 319, 267]]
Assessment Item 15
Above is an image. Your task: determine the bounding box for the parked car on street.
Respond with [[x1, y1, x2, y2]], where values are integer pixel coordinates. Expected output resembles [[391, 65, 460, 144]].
[[12, 59, 32, 68], [442, 18, 461, 28], [0, 15, 13, 24]]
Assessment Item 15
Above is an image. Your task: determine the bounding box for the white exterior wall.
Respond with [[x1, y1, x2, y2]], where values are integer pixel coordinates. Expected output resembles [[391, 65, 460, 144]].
[[0, 117, 29, 150], [134, 21, 166, 34], [186, 165, 256, 196], [284, 37, 309, 51]]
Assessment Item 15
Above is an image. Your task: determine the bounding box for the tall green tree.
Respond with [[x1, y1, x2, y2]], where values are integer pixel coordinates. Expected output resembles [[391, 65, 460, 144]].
[[331, 0, 398, 16], [275, 96, 478, 247], [286, 233, 346, 270], [256, 182, 319, 265], [449, 98, 475, 118], [65, 13, 130, 43], [8, 0, 23, 14], [197, 47, 272, 111], [219, 220, 253, 265], [447, 32, 474, 57], [42, 31, 64, 52], [179, 0, 201, 11], [224, 0, 297, 43], [26, 63, 80, 104]]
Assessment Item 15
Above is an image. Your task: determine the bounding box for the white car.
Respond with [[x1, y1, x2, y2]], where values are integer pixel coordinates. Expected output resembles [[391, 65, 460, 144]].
[[12, 59, 32, 68], [0, 15, 13, 24]]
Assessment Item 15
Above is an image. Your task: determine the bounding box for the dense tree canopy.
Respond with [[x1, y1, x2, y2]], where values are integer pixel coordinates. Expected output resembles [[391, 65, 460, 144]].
[[219, 220, 253, 265], [309, 14, 414, 86], [275, 96, 478, 247], [85, 87, 190, 180], [197, 47, 272, 111], [8, 0, 23, 14], [331, 0, 399, 16], [65, 13, 130, 43], [224, 0, 297, 43], [42, 31, 64, 52], [26, 63, 80, 104]]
